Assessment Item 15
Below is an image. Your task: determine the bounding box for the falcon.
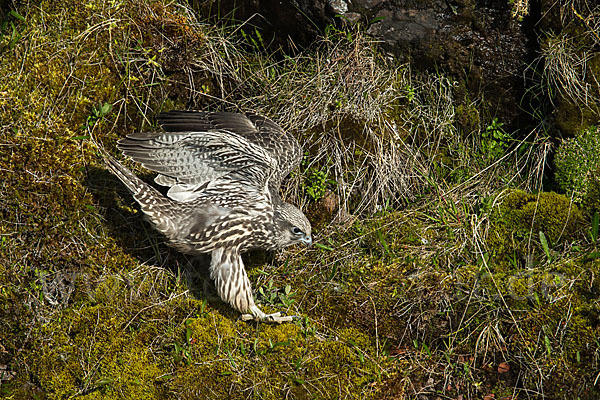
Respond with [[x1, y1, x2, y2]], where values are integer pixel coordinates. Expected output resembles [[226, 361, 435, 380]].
[[104, 111, 312, 323]]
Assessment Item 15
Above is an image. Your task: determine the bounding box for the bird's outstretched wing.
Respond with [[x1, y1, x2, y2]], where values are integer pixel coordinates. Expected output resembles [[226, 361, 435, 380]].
[[117, 127, 276, 202], [157, 111, 303, 190]]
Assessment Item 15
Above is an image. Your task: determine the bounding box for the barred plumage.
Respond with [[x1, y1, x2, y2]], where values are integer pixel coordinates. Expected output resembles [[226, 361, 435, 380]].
[[104, 111, 312, 322]]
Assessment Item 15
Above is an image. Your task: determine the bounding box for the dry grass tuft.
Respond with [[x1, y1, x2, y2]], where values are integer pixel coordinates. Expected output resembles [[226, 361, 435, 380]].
[[539, 32, 597, 106], [167, 27, 440, 215]]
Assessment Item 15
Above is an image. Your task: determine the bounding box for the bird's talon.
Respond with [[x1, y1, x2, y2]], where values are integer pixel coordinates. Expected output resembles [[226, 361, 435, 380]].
[[240, 311, 292, 323], [267, 312, 281, 319], [240, 313, 255, 321]]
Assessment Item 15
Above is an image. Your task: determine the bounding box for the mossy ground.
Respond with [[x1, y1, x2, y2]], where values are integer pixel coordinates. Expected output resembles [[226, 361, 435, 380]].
[[1, 1, 599, 399]]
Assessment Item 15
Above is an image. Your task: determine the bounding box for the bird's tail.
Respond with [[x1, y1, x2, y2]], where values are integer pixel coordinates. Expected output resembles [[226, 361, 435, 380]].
[[103, 153, 178, 237], [104, 154, 150, 197]]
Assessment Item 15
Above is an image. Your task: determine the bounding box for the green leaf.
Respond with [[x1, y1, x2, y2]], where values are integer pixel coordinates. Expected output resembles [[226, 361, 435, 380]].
[[71, 135, 90, 140], [544, 334, 552, 355], [591, 211, 599, 242], [314, 242, 333, 251], [293, 376, 305, 385], [376, 229, 391, 256], [539, 231, 550, 259], [93, 378, 114, 388], [369, 16, 386, 24], [9, 10, 26, 23], [584, 251, 600, 261], [99, 102, 112, 116]]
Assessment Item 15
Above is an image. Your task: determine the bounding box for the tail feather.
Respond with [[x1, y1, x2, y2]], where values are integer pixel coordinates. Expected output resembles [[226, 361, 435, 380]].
[[104, 154, 145, 195], [103, 153, 177, 237]]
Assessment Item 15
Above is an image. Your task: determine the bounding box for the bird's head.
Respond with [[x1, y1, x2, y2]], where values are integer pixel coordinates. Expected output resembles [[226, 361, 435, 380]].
[[273, 203, 312, 249]]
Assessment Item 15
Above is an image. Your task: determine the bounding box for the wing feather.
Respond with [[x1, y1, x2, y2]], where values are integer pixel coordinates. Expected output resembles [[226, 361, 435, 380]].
[[117, 129, 276, 202], [158, 111, 303, 189]]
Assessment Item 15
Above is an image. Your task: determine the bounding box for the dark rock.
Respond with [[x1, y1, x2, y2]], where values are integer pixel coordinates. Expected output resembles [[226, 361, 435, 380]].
[[198, 0, 330, 49], [367, 8, 440, 46], [343, 12, 363, 23], [354, 0, 385, 9], [364, 1, 532, 129]]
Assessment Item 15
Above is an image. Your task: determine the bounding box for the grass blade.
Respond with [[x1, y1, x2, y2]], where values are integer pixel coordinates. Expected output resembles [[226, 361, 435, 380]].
[[539, 231, 550, 260], [591, 211, 599, 243], [314, 242, 333, 251]]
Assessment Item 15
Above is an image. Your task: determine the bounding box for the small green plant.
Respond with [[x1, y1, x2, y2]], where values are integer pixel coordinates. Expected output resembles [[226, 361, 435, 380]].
[[403, 84, 416, 102], [324, 22, 353, 42], [297, 316, 317, 337], [591, 211, 599, 243], [240, 27, 267, 53], [544, 334, 552, 356], [170, 319, 194, 365], [509, 0, 529, 21], [481, 118, 511, 160], [314, 242, 334, 251], [257, 279, 295, 307], [79, 102, 113, 134], [171, 341, 191, 365], [348, 340, 365, 364], [303, 166, 335, 201]]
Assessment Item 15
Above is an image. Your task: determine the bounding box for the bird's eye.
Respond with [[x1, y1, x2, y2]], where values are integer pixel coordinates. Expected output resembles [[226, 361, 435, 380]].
[[292, 227, 303, 235]]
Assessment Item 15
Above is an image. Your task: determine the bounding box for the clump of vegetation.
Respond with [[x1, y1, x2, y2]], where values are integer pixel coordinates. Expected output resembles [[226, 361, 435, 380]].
[[300, 154, 337, 202], [486, 189, 584, 271], [555, 125, 600, 210], [540, 32, 598, 107], [529, 1, 600, 136], [233, 30, 423, 214], [510, 0, 530, 20]]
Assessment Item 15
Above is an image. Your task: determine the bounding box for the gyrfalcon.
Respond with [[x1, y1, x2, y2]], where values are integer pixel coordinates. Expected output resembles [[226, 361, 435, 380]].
[[104, 111, 312, 323]]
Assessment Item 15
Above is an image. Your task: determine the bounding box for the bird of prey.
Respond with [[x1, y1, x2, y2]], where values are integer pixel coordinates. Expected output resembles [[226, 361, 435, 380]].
[[104, 111, 312, 323]]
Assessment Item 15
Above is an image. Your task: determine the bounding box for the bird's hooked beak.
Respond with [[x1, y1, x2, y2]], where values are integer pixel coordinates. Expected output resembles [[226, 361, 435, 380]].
[[300, 235, 312, 247]]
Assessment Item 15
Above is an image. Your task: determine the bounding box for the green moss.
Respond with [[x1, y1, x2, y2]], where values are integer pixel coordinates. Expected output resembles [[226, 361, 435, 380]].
[[168, 317, 383, 399], [487, 190, 584, 270], [20, 266, 206, 399], [455, 103, 480, 135], [555, 97, 600, 137], [29, 305, 166, 399], [555, 125, 600, 211], [454, 189, 600, 398]]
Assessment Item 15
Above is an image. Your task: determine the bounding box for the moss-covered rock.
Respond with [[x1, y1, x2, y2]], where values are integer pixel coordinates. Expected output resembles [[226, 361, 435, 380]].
[[555, 125, 600, 211], [487, 189, 584, 271], [554, 96, 600, 138]]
